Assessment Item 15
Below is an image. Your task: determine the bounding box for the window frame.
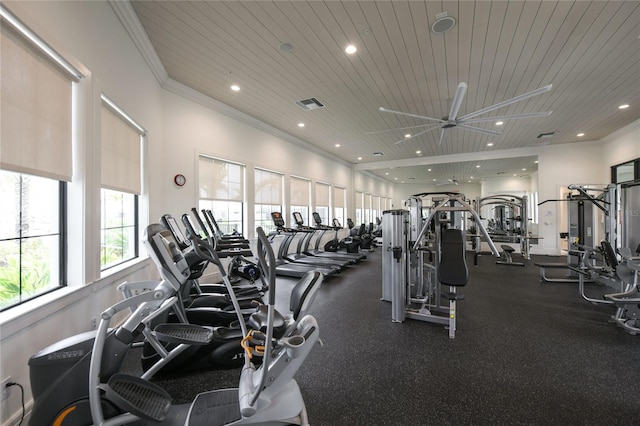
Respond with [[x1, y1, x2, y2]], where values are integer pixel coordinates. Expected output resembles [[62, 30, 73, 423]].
[[198, 155, 246, 236], [0, 173, 67, 311], [99, 188, 139, 272]]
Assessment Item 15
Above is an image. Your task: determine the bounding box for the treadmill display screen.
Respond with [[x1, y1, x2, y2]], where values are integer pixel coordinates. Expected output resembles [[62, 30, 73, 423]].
[[271, 212, 285, 227]]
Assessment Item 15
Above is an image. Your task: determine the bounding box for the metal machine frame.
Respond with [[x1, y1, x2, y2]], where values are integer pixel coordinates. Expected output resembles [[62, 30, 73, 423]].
[[382, 193, 499, 338]]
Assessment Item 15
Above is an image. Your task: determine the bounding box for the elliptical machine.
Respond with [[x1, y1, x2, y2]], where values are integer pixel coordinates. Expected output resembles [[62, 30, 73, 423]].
[[28, 225, 322, 425]]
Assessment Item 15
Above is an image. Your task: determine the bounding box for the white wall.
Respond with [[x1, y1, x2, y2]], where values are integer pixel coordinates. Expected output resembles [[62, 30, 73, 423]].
[[600, 120, 640, 182], [160, 88, 355, 237], [534, 124, 640, 255], [481, 176, 532, 197]]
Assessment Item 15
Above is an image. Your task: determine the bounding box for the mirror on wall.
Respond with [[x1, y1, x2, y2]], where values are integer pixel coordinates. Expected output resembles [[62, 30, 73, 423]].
[[369, 155, 539, 221]]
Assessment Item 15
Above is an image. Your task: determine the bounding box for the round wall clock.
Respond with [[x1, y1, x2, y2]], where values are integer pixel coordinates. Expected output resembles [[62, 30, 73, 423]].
[[174, 174, 186, 186]]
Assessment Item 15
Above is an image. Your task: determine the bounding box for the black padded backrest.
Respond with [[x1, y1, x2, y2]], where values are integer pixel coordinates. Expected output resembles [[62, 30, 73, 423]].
[[600, 240, 618, 268], [438, 229, 468, 287]]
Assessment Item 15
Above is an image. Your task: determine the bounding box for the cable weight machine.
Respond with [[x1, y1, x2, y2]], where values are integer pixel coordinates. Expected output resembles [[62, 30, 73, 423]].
[[381, 193, 499, 338]]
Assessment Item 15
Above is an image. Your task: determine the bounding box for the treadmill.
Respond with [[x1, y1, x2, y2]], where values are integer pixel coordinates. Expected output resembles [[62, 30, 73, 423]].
[[273, 213, 350, 269], [267, 212, 340, 278], [311, 213, 366, 261], [294, 212, 364, 263]]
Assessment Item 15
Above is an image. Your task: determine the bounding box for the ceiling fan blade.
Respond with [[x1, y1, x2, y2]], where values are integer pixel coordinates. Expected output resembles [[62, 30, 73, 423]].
[[458, 84, 553, 121], [462, 111, 553, 124], [379, 107, 444, 123], [448, 82, 467, 121], [456, 123, 502, 136], [438, 128, 447, 145], [394, 125, 440, 144], [365, 123, 442, 135]]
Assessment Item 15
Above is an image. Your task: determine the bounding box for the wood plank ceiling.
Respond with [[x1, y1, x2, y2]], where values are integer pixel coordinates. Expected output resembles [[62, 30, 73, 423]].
[[129, 1, 639, 184]]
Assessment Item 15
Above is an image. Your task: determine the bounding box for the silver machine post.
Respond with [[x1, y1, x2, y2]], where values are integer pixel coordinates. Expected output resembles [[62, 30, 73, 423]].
[[381, 192, 499, 338]]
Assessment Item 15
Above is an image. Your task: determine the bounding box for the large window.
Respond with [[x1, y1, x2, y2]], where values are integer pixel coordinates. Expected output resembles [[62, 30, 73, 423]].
[[372, 195, 381, 224], [254, 168, 283, 233], [199, 155, 245, 235], [315, 182, 331, 226], [100, 99, 143, 271], [0, 172, 64, 310], [0, 10, 80, 308], [364, 193, 372, 225], [355, 191, 364, 226], [333, 186, 346, 227], [290, 176, 310, 226]]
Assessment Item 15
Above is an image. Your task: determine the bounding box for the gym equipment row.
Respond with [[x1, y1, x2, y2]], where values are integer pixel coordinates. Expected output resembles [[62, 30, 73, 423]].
[[265, 211, 370, 279], [381, 193, 500, 338], [28, 223, 323, 425]]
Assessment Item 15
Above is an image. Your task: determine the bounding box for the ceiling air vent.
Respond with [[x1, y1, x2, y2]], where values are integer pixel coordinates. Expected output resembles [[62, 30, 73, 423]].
[[295, 97, 325, 111], [536, 132, 556, 139], [372, 152, 385, 157]]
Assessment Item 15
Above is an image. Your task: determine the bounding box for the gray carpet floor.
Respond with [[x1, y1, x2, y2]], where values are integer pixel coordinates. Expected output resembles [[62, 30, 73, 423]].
[[127, 249, 640, 425]]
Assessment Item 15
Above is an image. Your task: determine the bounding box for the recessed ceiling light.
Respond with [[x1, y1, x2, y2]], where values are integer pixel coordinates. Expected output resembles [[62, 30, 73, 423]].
[[385, 172, 389, 175], [345, 44, 357, 54], [279, 42, 294, 52], [394, 177, 398, 180], [522, 168, 527, 171], [470, 176, 474, 179], [405, 134, 411, 138], [618, 104, 630, 109], [401, 181, 405, 184], [230, 85, 240, 91], [357, 156, 363, 160], [513, 174, 517, 176], [298, 122, 305, 128], [534, 160, 539, 164], [577, 133, 584, 137], [335, 144, 341, 147], [432, 178, 436, 181], [476, 165, 480, 168], [495, 121, 503, 126], [487, 142, 494, 147], [427, 168, 432, 172], [416, 150, 421, 154]]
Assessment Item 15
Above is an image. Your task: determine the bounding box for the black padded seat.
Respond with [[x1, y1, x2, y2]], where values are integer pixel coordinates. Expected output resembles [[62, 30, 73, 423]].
[[501, 245, 515, 253], [247, 305, 287, 339]]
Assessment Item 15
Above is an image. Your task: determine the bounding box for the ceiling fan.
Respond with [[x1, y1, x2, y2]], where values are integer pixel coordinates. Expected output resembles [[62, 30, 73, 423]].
[[436, 177, 459, 186], [374, 82, 553, 145]]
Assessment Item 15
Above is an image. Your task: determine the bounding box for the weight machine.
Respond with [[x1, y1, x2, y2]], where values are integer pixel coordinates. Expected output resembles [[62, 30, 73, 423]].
[[535, 184, 618, 282], [476, 194, 536, 261], [381, 193, 499, 338]]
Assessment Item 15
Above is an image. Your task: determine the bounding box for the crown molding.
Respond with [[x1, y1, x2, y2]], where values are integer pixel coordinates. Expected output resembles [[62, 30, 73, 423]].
[[108, 0, 169, 85]]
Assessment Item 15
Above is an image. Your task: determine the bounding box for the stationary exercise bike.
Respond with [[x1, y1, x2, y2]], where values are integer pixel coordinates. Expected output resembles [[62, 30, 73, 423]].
[[28, 225, 322, 425]]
